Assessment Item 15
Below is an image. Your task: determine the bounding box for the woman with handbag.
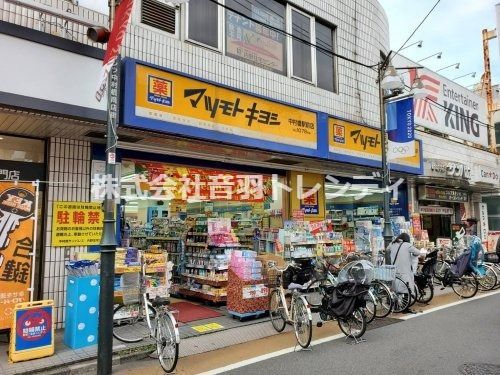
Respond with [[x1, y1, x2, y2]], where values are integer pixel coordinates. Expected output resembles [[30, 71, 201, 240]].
[[387, 233, 421, 313]]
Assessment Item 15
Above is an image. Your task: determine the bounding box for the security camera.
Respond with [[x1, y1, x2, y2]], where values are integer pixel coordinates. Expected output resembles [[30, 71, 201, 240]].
[[87, 27, 110, 43]]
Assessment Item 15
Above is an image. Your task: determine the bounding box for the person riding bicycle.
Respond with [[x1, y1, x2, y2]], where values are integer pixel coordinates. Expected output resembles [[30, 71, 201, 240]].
[[387, 233, 420, 313]]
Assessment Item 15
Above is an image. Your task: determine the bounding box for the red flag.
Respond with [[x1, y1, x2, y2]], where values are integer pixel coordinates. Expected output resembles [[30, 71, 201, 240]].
[[95, 0, 134, 101]]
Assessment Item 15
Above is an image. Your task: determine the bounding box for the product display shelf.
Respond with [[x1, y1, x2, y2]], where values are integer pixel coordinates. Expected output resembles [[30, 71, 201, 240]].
[[144, 236, 182, 285], [179, 222, 230, 304], [227, 269, 268, 321], [287, 242, 317, 259]]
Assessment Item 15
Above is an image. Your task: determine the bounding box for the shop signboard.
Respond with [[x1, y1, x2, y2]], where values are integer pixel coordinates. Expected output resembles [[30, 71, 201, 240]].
[[471, 164, 500, 186], [226, 8, 285, 74], [411, 214, 422, 236], [419, 206, 454, 215], [328, 118, 423, 174], [122, 159, 271, 202], [0, 160, 45, 182], [51, 202, 104, 247], [9, 300, 54, 362], [123, 61, 318, 157], [0, 181, 36, 330], [479, 203, 489, 241], [300, 187, 319, 215], [418, 186, 468, 203], [392, 54, 488, 147], [424, 159, 472, 181]]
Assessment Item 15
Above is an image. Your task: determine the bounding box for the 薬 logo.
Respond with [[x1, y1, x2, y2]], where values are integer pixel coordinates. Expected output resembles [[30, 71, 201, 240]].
[[147, 75, 173, 106]]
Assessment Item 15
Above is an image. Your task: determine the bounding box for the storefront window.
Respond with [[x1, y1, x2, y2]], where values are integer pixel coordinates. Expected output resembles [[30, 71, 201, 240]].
[[0, 135, 44, 163], [225, 0, 286, 75]]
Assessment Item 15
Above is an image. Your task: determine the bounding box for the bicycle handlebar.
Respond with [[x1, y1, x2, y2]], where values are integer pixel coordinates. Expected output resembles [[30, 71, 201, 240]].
[[268, 261, 299, 273]]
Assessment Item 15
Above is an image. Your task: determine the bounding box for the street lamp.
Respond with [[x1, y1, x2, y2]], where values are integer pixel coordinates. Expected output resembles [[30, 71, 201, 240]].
[[400, 40, 423, 50], [378, 54, 423, 256], [453, 72, 476, 80], [378, 58, 404, 255], [417, 51, 442, 63], [435, 62, 460, 72]]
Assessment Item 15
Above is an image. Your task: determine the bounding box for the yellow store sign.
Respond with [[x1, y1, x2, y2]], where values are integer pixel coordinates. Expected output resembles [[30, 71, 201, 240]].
[[51, 202, 103, 247], [135, 65, 317, 150], [328, 118, 421, 169]]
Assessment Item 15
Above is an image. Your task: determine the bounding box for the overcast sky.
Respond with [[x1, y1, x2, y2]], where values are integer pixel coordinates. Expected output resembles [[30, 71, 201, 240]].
[[77, 0, 109, 15], [379, 0, 499, 89]]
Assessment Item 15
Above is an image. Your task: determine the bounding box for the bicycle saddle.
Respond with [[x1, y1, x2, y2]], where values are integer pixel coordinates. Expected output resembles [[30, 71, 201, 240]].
[[152, 297, 171, 307]]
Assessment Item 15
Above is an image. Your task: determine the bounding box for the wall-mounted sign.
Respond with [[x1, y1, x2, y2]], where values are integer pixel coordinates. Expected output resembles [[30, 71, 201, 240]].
[[124, 61, 318, 156], [418, 185, 468, 203], [0, 160, 46, 183], [471, 164, 500, 185], [479, 203, 489, 241], [419, 206, 454, 215], [424, 159, 472, 180], [393, 54, 488, 147], [328, 118, 423, 174], [51, 202, 104, 247]]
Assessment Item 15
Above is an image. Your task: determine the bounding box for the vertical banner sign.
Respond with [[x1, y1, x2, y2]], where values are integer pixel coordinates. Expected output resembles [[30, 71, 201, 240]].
[[386, 97, 415, 160], [95, 0, 134, 101], [0, 182, 35, 330], [479, 203, 489, 241]]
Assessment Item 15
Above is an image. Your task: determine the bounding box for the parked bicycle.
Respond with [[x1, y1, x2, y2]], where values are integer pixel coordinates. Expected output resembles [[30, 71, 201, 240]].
[[112, 254, 180, 373], [268, 262, 313, 348], [305, 257, 377, 324], [305, 260, 373, 340]]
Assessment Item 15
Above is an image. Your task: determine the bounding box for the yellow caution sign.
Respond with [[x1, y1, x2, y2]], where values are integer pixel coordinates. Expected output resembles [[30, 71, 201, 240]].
[[9, 300, 55, 363]]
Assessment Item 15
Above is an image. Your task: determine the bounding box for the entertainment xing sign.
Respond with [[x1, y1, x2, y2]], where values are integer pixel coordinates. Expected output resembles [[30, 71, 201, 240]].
[[393, 54, 488, 147]]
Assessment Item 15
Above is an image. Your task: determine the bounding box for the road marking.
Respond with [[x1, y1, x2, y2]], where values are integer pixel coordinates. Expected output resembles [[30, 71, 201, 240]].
[[199, 333, 345, 375], [200, 290, 500, 375], [398, 289, 500, 320]]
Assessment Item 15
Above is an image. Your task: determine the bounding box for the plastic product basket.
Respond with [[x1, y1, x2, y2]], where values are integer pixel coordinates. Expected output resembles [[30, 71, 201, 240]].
[[373, 265, 396, 281], [120, 272, 141, 305]]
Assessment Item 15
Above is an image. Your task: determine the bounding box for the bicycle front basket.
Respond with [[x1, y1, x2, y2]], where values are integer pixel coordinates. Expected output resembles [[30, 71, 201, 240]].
[[120, 272, 141, 305]]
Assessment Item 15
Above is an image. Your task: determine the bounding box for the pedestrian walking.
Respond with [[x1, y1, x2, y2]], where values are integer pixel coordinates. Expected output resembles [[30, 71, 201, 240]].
[[387, 233, 420, 313]]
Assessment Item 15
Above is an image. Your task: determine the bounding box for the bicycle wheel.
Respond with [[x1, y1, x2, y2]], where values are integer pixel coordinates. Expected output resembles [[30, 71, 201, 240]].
[[371, 281, 392, 318], [338, 307, 366, 339], [416, 280, 434, 304], [392, 277, 411, 313], [156, 313, 179, 374], [452, 273, 478, 299], [113, 303, 156, 343], [292, 297, 312, 348], [477, 265, 498, 291], [269, 289, 286, 332], [304, 278, 330, 308], [363, 293, 376, 324]]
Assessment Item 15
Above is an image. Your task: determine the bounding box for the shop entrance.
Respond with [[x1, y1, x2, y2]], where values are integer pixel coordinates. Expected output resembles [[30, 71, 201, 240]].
[[118, 158, 287, 326], [422, 214, 452, 242]]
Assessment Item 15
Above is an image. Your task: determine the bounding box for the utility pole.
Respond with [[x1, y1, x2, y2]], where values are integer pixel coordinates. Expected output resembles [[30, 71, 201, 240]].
[[97, 0, 118, 374], [481, 28, 497, 153]]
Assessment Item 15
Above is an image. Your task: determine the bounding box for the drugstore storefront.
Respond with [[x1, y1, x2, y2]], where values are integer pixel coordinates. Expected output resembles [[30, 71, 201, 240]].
[[103, 59, 423, 317]]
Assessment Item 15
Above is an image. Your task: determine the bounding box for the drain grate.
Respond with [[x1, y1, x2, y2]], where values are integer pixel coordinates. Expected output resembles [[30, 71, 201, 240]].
[[458, 363, 500, 375]]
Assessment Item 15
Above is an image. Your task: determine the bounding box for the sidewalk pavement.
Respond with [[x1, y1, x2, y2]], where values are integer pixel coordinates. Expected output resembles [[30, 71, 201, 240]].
[[0, 305, 271, 375], [0, 287, 469, 375]]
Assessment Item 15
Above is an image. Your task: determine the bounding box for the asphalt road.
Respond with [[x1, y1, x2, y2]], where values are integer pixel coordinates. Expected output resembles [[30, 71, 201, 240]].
[[225, 293, 500, 375]]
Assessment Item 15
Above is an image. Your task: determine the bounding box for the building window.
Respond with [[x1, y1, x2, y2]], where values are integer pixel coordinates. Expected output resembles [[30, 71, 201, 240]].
[[291, 8, 313, 82], [315, 21, 335, 92], [187, 0, 219, 49], [141, 0, 177, 35], [225, 0, 286, 74]]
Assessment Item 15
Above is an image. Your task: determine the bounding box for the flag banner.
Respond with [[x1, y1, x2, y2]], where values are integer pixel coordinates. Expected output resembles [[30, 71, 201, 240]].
[[386, 96, 415, 160], [95, 0, 134, 101]]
